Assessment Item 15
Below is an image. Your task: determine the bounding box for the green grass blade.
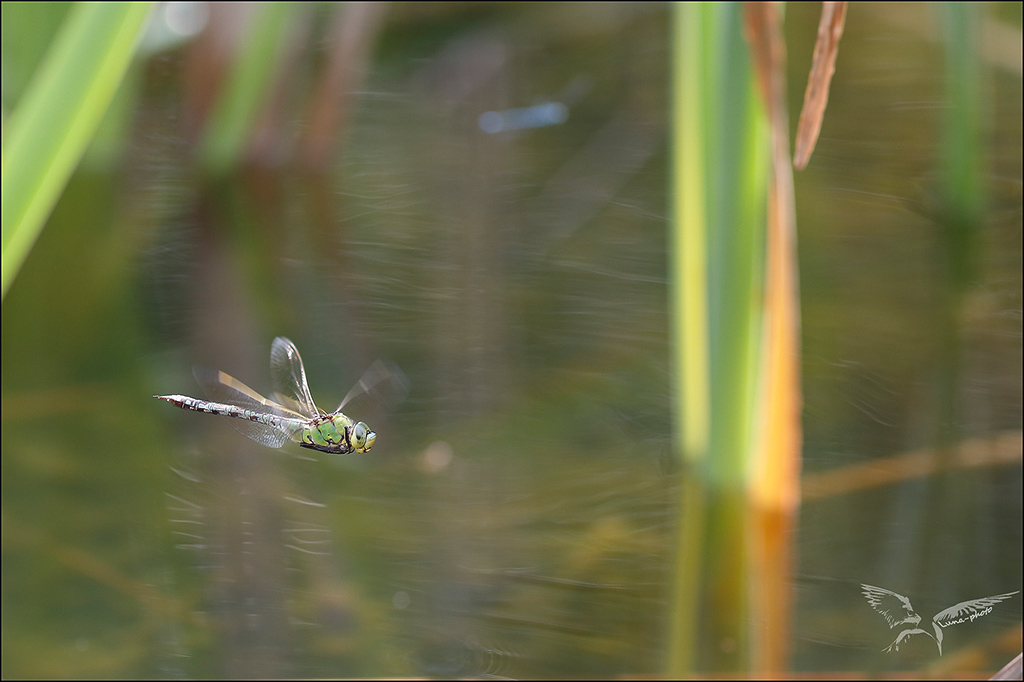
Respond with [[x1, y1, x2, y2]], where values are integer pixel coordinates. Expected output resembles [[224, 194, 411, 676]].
[[938, 1, 983, 288], [1, 1, 152, 299], [197, 2, 293, 176], [666, 4, 710, 673], [672, 2, 710, 469], [667, 2, 770, 675]]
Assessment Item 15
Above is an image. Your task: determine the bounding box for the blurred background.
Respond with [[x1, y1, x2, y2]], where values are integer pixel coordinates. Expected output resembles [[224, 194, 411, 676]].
[[2, 2, 1021, 678]]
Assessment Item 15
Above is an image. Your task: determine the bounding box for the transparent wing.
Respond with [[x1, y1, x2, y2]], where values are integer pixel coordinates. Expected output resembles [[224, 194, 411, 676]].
[[192, 366, 306, 448], [333, 359, 409, 416], [270, 337, 321, 418]]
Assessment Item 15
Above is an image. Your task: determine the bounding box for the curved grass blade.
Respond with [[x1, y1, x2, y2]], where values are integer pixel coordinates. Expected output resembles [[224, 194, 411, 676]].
[[2, 2, 152, 298]]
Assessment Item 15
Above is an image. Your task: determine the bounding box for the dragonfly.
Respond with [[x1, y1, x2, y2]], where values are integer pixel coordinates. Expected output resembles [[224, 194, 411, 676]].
[[156, 337, 403, 455]]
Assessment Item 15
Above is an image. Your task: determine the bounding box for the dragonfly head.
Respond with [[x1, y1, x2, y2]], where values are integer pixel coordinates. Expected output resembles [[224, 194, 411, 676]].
[[351, 421, 376, 453]]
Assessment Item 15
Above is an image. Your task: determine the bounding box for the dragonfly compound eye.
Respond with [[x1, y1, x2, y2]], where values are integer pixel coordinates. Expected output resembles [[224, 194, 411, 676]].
[[352, 422, 377, 452], [352, 422, 367, 449]]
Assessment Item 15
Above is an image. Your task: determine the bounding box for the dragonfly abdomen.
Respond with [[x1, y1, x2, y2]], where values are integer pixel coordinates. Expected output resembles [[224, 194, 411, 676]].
[[156, 394, 286, 427]]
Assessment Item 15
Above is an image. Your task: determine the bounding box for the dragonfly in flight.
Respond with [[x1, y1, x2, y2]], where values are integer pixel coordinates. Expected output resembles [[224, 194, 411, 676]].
[[156, 337, 403, 455]]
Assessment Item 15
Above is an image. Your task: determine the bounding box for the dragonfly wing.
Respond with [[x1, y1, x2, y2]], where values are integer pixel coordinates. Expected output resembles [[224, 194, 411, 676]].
[[271, 391, 309, 416], [334, 359, 409, 414], [221, 420, 294, 449], [192, 366, 306, 448], [271, 337, 321, 418]]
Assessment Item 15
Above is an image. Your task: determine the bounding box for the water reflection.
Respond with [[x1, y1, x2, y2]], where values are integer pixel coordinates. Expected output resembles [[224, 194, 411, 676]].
[[0, 2, 1020, 678]]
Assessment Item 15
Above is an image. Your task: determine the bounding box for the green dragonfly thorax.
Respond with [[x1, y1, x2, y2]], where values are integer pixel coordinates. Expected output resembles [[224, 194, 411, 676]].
[[297, 413, 376, 454]]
